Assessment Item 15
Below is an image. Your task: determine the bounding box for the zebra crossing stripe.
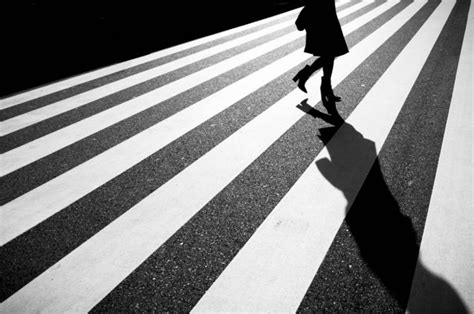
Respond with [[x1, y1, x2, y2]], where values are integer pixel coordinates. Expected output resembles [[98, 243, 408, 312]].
[[0, 0, 394, 247], [0, 7, 303, 109], [0, 1, 430, 312], [192, 0, 455, 311], [407, 2, 473, 311]]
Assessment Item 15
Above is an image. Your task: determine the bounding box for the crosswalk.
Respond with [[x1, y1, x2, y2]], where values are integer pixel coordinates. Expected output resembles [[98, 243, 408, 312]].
[[1, 0, 472, 312]]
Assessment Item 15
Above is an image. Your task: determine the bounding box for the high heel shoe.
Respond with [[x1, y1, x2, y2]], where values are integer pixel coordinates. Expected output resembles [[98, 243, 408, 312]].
[[320, 76, 341, 102], [293, 65, 312, 93]]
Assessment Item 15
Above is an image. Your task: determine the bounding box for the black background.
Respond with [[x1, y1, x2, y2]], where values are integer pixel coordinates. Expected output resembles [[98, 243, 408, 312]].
[[3, 0, 302, 97]]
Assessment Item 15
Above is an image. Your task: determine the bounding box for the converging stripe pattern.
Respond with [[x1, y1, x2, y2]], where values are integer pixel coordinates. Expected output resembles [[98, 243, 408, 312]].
[[0, 0, 472, 312]]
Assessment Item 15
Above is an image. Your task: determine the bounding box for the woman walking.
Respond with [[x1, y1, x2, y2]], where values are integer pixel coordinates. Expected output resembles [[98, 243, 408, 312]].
[[293, 0, 349, 102]]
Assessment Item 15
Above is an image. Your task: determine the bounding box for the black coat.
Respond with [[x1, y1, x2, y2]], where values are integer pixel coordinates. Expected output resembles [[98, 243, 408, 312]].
[[301, 0, 349, 56]]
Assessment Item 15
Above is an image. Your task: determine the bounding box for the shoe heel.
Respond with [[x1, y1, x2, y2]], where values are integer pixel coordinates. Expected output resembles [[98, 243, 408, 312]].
[[321, 77, 342, 102], [292, 72, 301, 82]]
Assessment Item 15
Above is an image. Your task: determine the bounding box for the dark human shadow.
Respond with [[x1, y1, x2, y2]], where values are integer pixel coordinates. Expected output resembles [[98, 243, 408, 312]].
[[296, 95, 468, 313]]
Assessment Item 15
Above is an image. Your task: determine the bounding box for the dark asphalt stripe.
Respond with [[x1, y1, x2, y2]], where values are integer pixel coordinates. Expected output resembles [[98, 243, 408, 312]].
[[297, 0, 468, 311], [0, 0, 397, 301], [0, 11, 300, 121], [0, 25, 298, 153], [90, 2, 435, 312]]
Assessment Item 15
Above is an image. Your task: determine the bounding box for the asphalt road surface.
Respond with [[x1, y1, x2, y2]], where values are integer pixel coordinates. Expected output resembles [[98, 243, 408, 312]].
[[1, 0, 472, 312]]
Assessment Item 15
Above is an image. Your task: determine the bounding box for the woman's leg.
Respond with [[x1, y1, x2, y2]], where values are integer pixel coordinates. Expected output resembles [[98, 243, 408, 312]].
[[294, 56, 336, 93], [321, 56, 341, 101], [294, 56, 319, 92], [322, 56, 334, 81], [309, 56, 324, 73], [293, 56, 324, 92]]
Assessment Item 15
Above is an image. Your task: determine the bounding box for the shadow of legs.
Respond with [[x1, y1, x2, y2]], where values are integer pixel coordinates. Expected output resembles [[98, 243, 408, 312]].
[[294, 100, 468, 312]]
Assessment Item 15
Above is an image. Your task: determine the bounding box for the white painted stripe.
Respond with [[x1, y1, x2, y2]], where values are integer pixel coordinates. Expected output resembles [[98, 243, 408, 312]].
[[192, 0, 454, 311], [0, 19, 298, 136], [0, 7, 302, 109], [0, 2, 415, 311], [407, 4, 473, 312], [0, 0, 358, 137], [0, 0, 391, 247]]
